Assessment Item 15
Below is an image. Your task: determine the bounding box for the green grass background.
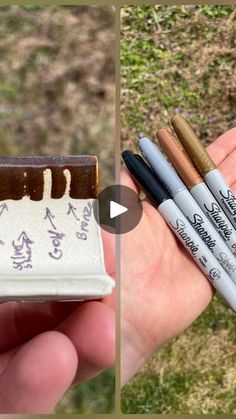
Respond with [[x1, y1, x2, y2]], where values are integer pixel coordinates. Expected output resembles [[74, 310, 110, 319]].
[[121, 5, 236, 414], [0, 5, 115, 414]]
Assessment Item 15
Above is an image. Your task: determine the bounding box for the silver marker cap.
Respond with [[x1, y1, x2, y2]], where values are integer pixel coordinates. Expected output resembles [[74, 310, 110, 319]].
[[139, 137, 186, 197]]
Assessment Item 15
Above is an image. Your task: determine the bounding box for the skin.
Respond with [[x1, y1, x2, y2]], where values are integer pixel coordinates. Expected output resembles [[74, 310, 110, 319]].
[[121, 128, 236, 386], [0, 229, 115, 413], [0, 129, 234, 410]]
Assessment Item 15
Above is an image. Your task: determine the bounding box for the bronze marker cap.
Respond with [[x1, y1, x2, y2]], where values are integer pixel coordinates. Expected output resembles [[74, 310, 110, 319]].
[[171, 114, 216, 176], [157, 127, 203, 189]]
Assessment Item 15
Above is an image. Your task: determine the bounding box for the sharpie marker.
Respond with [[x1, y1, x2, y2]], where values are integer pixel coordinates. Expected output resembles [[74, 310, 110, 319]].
[[139, 137, 236, 284], [171, 114, 236, 229], [157, 127, 236, 257], [122, 150, 236, 312]]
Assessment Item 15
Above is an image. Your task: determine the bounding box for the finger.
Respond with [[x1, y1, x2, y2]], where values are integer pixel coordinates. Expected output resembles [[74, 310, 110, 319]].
[[0, 209, 116, 353], [101, 229, 115, 309], [217, 148, 236, 186], [57, 301, 115, 383], [101, 229, 115, 277], [207, 127, 236, 165], [0, 331, 78, 413], [207, 128, 236, 186], [231, 180, 236, 193], [0, 347, 18, 375], [0, 301, 80, 353]]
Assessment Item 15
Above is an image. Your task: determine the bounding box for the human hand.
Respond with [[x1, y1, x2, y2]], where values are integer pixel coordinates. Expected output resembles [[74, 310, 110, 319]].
[[121, 128, 236, 385], [0, 230, 115, 413]]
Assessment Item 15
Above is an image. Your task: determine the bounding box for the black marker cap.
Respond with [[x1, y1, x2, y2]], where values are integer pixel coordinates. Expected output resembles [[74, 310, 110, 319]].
[[122, 150, 170, 207]]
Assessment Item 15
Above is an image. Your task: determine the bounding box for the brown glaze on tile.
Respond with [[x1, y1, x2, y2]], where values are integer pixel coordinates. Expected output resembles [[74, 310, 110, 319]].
[[69, 164, 98, 199], [51, 168, 67, 199], [26, 167, 45, 201], [0, 167, 25, 201], [0, 156, 98, 201]]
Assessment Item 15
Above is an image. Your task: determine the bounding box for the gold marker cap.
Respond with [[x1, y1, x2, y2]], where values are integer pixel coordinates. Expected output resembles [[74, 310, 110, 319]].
[[171, 114, 216, 176], [157, 127, 203, 189]]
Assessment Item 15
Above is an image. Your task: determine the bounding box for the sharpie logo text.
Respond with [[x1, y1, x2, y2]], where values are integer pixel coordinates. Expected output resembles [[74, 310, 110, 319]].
[[189, 213, 216, 250], [220, 189, 236, 216], [170, 218, 199, 256], [204, 202, 232, 240]]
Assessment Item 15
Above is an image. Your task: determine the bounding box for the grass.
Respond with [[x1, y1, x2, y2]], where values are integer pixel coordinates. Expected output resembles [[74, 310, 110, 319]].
[[56, 368, 115, 414], [121, 5, 236, 150], [121, 5, 236, 414], [121, 297, 236, 414], [0, 5, 115, 414]]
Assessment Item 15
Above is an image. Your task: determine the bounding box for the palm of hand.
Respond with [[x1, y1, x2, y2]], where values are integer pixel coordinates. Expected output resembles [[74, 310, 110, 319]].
[[121, 128, 236, 382]]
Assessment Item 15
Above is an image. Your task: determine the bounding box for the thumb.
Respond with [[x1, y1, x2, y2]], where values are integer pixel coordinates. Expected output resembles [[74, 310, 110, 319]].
[[0, 331, 78, 413]]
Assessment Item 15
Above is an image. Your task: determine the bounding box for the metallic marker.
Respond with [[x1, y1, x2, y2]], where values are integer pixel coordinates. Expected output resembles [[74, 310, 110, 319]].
[[122, 150, 236, 312], [157, 127, 236, 257], [171, 114, 236, 229], [139, 137, 236, 284]]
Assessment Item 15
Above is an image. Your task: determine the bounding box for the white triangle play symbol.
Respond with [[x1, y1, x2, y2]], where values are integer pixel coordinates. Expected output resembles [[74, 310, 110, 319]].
[[110, 200, 128, 219]]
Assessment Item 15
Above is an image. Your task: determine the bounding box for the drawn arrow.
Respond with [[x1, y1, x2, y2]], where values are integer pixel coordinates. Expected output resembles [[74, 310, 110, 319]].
[[18, 231, 34, 245], [67, 203, 80, 222], [44, 207, 57, 230], [0, 203, 8, 217]]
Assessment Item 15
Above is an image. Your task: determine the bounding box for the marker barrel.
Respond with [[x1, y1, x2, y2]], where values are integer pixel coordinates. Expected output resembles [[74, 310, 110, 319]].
[[170, 115, 236, 232], [122, 150, 236, 312], [191, 182, 236, 256], [205, 169, 236, 229], [138, 138, 236, 283], [174, 189, 236, 283], [159, 199, 236, 312], [139, 137, 185, 196], [156, 127, 236, 255]]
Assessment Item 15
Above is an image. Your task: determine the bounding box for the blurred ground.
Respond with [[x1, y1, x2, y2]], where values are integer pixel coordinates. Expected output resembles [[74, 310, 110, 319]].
[[121, 5, 236, 414], [0, 5, 115, 414], [0, 5, 115, 188]]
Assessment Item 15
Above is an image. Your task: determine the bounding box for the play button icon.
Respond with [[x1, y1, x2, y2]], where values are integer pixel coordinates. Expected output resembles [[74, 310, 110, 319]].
[[93, 185, 143, 234], [110, 201, 128, 219]]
